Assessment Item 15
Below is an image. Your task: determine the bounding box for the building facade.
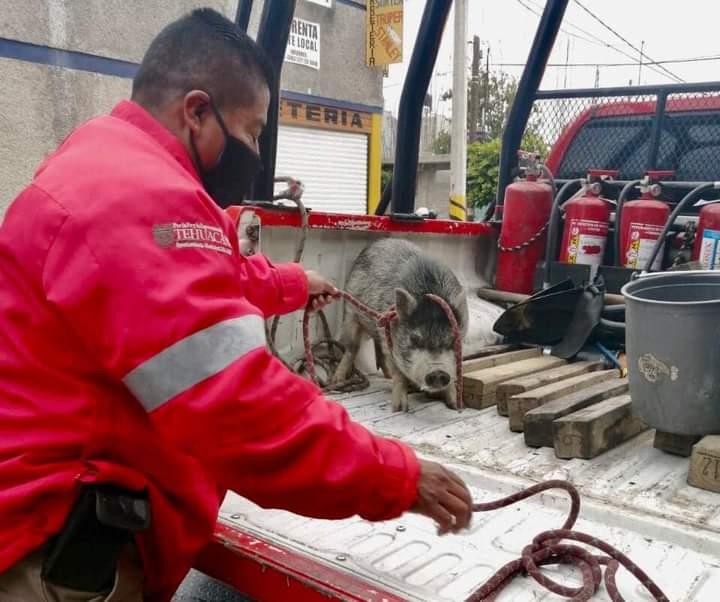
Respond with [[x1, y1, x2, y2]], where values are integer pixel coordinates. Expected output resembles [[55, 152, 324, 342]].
[[0, 0, 383, 215]]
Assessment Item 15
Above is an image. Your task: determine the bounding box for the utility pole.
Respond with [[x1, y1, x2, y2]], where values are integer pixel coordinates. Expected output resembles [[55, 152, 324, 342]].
[[594, 65, 600, 88], [468, 36, 481, 141], [482, 43, 490, 137], [638, 40, 645, 85], [450, 0, 468, 221]]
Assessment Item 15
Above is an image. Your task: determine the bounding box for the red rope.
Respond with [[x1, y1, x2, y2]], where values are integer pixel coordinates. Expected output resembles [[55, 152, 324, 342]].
[[466, 480, 669, 602], [302, 290, 464, 410]]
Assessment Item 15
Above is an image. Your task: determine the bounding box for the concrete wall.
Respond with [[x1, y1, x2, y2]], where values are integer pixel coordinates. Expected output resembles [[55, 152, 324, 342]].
[[0, 0, 234, 63], [416, 166, 451, 218], [0, 57, 130, 211], [0, 0, 380, 213], [249, 1, 382, 108]]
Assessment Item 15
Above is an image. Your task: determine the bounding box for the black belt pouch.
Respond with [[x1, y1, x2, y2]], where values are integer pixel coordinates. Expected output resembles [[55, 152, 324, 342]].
[[41, 485, 150, 592]]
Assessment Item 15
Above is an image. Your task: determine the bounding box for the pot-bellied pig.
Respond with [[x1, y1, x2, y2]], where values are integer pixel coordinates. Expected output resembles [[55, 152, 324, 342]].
[[331, 238, 469, 412]]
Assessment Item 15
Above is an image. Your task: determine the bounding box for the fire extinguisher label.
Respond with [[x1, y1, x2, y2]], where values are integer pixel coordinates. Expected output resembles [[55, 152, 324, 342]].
[[566, 219, 608, 268], [699, 228, 720, 270], [625, 222, 664, 270]]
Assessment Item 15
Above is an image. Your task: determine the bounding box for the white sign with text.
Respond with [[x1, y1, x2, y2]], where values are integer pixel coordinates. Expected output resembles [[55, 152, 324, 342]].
[[285, 18, 321, 70]]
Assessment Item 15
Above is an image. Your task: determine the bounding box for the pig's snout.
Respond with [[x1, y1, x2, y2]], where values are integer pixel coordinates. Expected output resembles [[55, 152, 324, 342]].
[[425, 370, 451, 389]]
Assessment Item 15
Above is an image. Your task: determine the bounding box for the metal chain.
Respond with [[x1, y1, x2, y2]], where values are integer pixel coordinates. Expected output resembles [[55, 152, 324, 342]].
[[497, 220, 550, 253]]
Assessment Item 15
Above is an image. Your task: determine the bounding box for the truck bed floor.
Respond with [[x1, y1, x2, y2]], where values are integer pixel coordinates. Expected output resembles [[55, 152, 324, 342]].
[[219, 379, 720, 601]]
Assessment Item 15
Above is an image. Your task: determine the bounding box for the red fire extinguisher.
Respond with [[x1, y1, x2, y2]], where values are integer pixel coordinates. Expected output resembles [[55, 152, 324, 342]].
[[692, 198, 720, 269], [618, 171, 673, 271], [496, 155, 554, 294], [559, 170, 616, 271]]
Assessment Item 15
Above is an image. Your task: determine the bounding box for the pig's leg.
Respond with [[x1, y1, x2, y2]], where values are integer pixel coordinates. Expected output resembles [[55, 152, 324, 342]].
[[443, 383, 459, 410], [331, 317, 364, 386], [390, 365, 410, 412], [373, 336, 393, 379]]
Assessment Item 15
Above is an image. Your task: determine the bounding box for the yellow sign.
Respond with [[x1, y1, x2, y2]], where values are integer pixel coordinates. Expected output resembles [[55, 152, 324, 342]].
[[279, 98, 372, 134], [366, 0, 403, 67]]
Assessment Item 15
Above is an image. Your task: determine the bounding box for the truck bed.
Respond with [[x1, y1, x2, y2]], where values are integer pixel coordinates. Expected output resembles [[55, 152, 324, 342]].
[[218, 378, 720, 601]]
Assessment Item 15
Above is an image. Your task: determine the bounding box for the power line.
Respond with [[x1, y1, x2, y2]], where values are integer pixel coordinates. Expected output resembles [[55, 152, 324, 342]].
[[515, 0, 683, 83], [572, 0, 684, 83], [494, 54, 720, 69], [516, 0, 610, 49], [524, 0, 625, 50]]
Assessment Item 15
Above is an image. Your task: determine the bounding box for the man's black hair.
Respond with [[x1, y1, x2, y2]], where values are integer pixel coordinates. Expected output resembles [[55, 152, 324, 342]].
[[132, 7, 275, 110]]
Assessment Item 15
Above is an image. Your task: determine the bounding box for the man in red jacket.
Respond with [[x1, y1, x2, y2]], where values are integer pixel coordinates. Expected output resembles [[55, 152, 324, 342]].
[[0, 8, 473, 601]]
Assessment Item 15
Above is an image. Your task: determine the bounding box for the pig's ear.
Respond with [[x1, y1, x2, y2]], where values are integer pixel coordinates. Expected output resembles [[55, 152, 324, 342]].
[[452, 288, 467, 309], [395, 288, 418, 318], [453, 289, 470, 334]]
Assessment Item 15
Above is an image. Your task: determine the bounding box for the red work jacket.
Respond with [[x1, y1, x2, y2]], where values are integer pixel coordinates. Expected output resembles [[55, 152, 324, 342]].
[[0, 100, 420, 600]]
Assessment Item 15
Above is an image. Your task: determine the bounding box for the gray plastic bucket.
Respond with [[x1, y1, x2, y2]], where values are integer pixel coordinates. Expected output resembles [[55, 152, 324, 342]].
[[622, 271, 720, 435]]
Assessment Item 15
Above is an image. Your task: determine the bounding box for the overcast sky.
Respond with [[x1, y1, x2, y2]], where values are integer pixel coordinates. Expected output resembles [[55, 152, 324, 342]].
[[383, 0, 720, 115]]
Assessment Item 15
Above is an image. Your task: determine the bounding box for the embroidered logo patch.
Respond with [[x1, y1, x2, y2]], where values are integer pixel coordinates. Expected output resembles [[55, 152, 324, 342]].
[[152, 224, 175, 248], [152, 223, 233, 255]]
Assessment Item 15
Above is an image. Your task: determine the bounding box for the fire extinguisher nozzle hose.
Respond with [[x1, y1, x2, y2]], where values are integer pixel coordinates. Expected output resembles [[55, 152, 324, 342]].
[[544, 178, 584, 289], [642, 182, 715, 274], [615, 179, 643, 267]]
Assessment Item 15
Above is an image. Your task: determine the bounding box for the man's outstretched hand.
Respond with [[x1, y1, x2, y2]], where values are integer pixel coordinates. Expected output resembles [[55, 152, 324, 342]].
[[411, 459, 474, 535], [305, 270, 339, 312]]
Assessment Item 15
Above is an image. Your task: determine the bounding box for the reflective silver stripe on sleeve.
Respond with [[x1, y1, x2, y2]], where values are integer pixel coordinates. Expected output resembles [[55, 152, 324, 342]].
[[123, 314, 266, 412]]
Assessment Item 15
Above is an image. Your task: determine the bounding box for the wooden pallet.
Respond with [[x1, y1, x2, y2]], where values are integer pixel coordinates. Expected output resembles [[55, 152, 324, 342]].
[[463, 355, 565, 409], [496, 360, 604, 416], [507, 370, 617, 433], [688, 436, 720, 492], [462, 349, 646, 460], [654, 431, 701, 457], [553, 395, 647, 459]]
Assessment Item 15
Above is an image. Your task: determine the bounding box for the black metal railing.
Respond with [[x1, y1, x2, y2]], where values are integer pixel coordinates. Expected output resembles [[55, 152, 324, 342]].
[[251, 0, 297, 202], [375, 0, 453, 217], [499, 79, 720, 212]]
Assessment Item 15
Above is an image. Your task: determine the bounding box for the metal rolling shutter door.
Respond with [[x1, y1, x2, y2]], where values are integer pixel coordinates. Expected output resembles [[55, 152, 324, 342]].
[[275, 126, 368, 214]]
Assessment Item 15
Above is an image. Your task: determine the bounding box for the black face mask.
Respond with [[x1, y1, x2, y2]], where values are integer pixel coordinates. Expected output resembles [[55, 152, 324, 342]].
[[191, 102, 263, 208]]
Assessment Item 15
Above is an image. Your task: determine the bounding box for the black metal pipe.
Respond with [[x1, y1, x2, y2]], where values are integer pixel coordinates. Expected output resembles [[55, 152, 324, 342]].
[[251, 0, 297, 202], [556, 179, 716, 193], [235, 0, 254, 32], [543, 178, 584, 288], [601, 305, 626, 320], [375, 177, 393, 216], [646, 91, 668, 170], [492, 0, 569, 221], [389, 0, 452, 217], [535, 80, 720, 100], [643, 182, 717, 272], [614, 179, 642, 266]]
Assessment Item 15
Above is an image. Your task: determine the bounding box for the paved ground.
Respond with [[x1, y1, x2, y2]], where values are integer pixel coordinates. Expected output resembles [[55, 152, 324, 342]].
[[172, 570, 252, 602]]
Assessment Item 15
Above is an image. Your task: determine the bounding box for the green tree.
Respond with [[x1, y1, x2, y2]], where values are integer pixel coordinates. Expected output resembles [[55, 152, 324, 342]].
[[465, 134, 549, 215], [432, 129, 451, 154], [469, 70, 517, 140], [381, 165, 392, 192], [466, 138, 501, 212], [440, 62, 550, 216], [442, 66, 543, 142]]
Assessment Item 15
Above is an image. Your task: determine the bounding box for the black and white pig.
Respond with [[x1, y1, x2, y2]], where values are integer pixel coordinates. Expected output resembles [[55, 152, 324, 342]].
[[331, 238, 469, 412]]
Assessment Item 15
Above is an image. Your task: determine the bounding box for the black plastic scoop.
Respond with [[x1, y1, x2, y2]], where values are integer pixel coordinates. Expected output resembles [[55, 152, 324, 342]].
[[493, 279, 583, 346]]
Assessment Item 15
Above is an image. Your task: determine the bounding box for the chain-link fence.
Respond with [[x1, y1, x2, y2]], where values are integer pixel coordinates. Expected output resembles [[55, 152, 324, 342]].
[[521, 85, 720, 192]]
